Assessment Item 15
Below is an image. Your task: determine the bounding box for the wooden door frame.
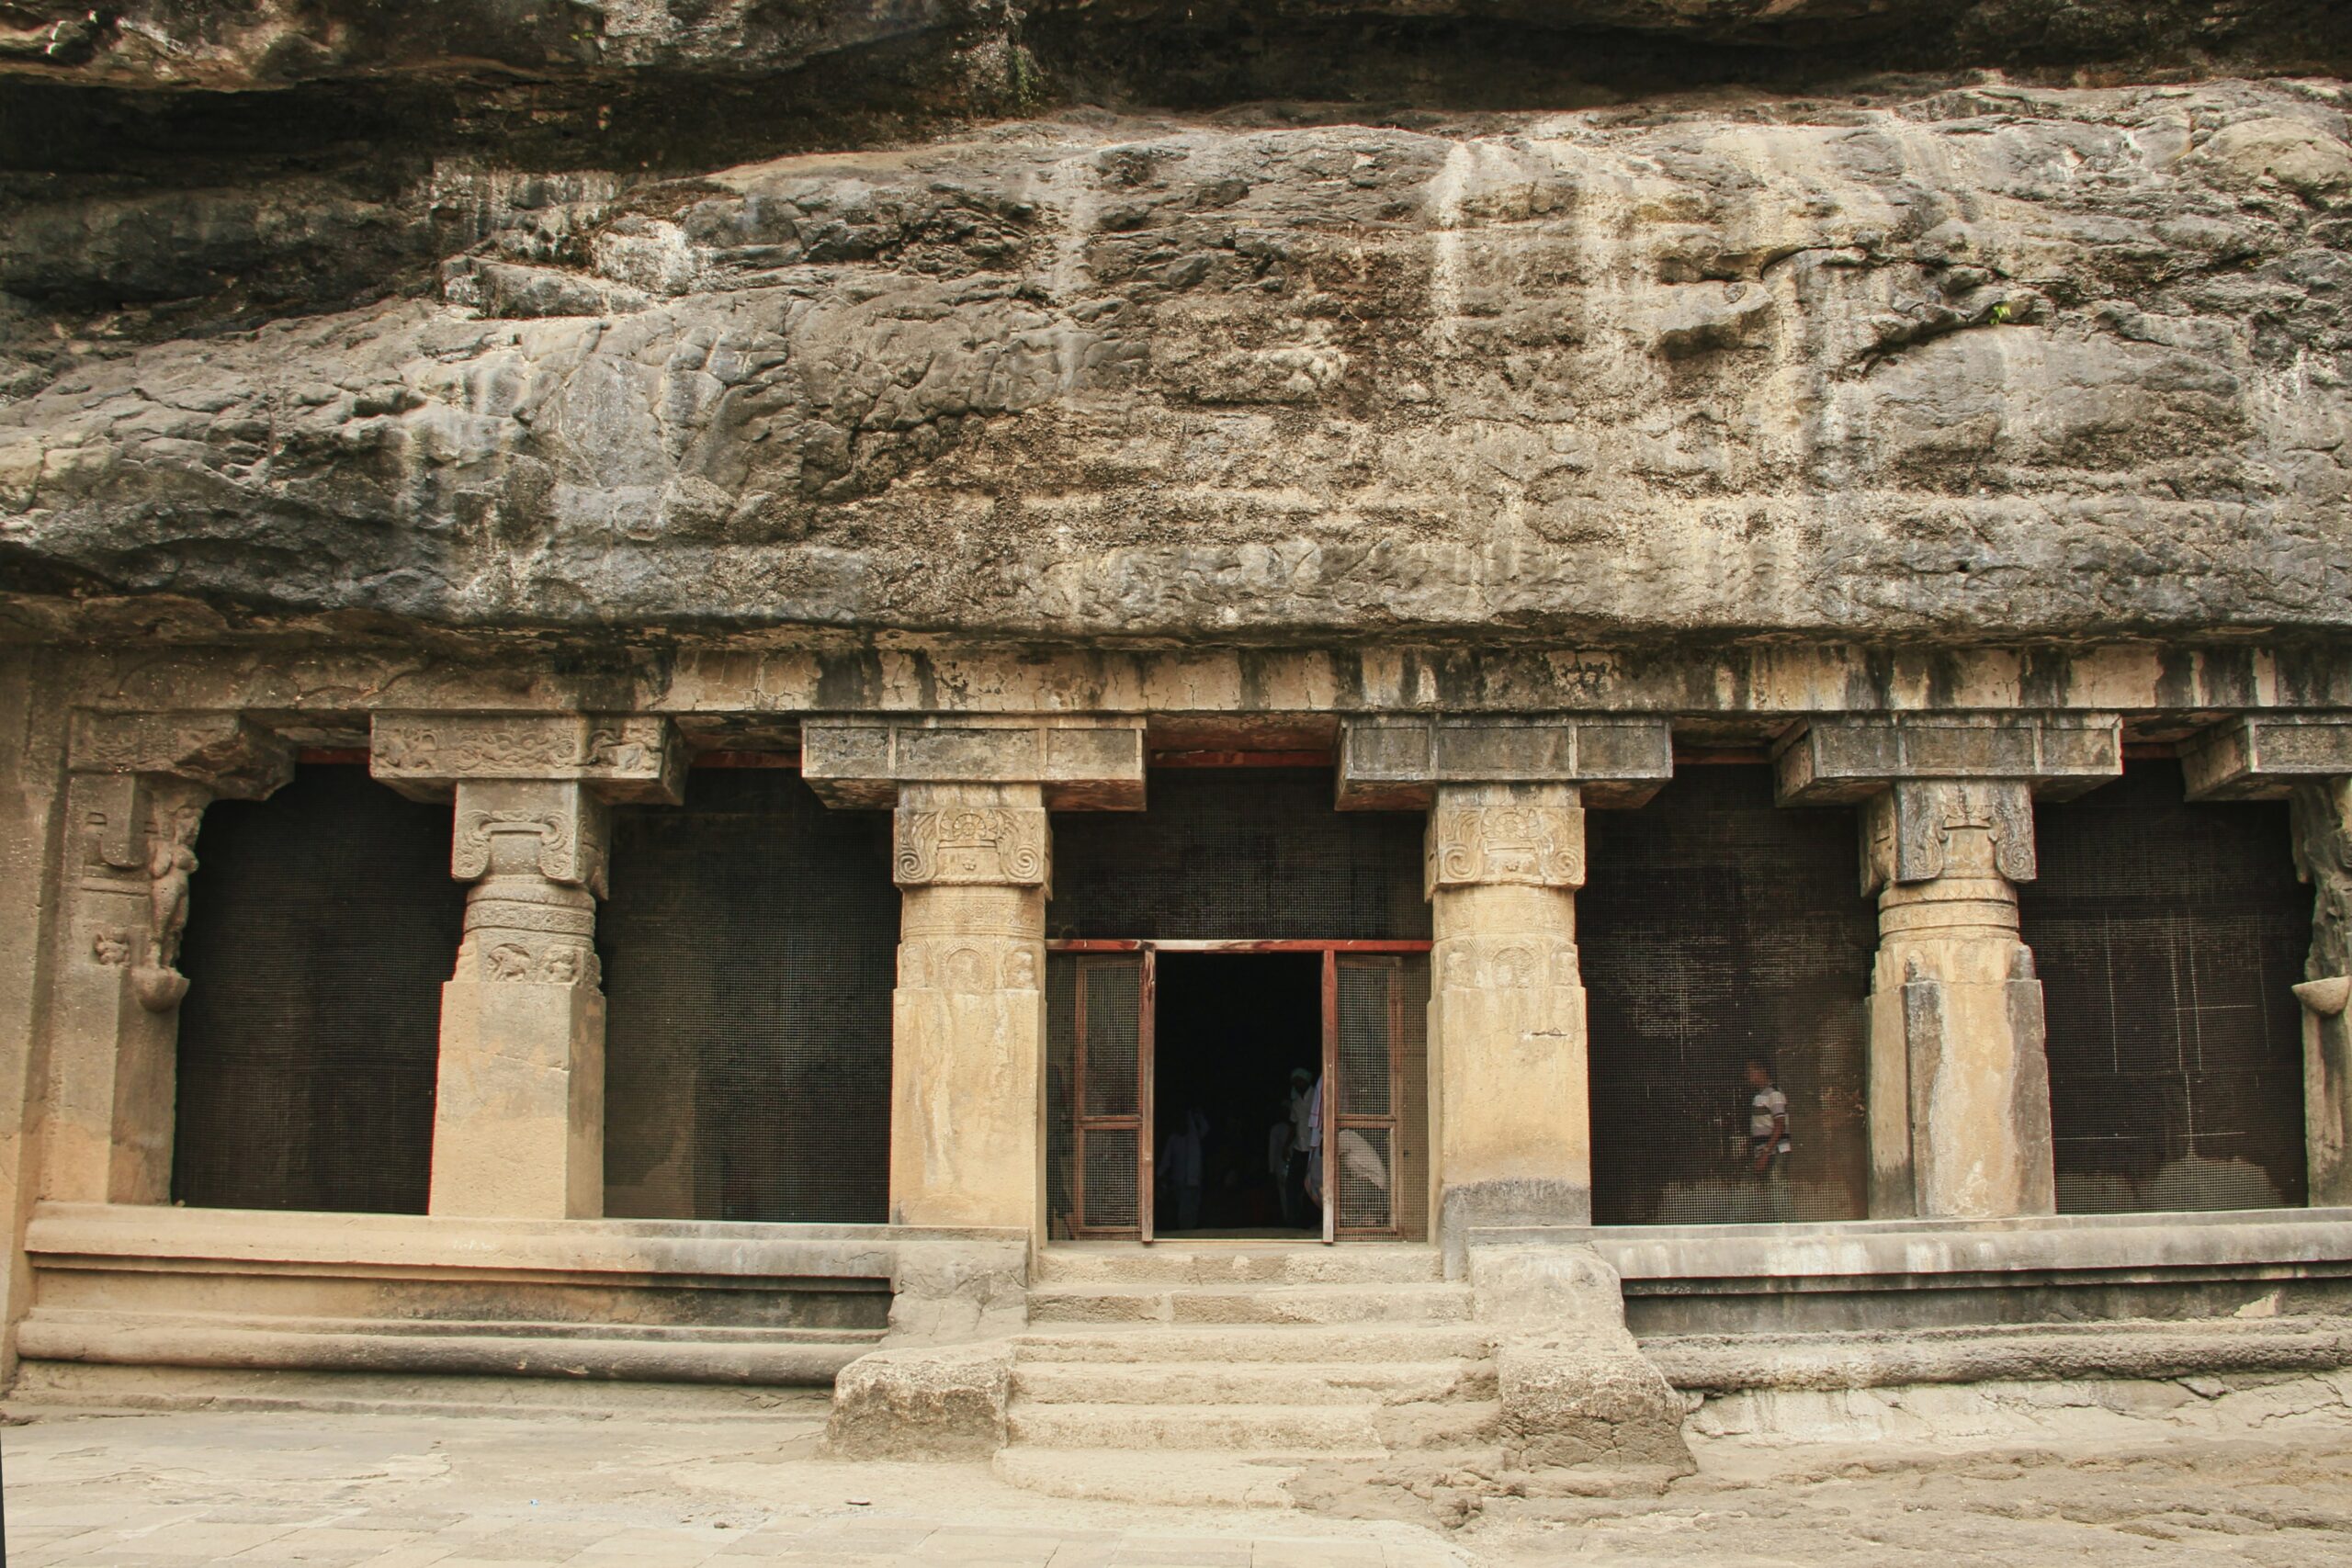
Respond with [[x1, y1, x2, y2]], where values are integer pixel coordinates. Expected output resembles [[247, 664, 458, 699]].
[[1068, 952, 1154, 1241], [1049, 939, 1430, 1244]]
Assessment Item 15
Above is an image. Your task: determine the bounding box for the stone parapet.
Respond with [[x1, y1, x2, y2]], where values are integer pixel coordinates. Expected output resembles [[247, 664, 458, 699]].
[[1774, 713, 2121, 805], [802, 716, 1146, 810], [1337, 715, 1671, 809], [2182, 713, 2352, 801]]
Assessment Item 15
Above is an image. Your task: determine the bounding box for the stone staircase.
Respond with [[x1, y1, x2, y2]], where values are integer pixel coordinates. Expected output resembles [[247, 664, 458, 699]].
[[991, 1244, 1502, 1506]]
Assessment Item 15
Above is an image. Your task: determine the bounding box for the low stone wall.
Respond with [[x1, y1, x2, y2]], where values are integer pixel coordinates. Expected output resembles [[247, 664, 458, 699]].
[[1527, 1208, 2352, 1335], [16, 1202, 1028, 1390]]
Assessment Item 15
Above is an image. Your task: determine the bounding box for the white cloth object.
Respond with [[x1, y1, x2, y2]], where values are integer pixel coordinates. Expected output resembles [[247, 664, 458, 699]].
[[1338, 1128, 1388, 1192], [1750, 1087, 1789, 1141]]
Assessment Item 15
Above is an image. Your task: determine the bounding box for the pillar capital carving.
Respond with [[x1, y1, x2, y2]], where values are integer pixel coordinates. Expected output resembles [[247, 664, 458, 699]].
[[451, 779, 611, 897], [2183, 714, 2352, 802], [1775, 713, 2120, 806], [801, 716, 1145, 810], [1861, 778, 2037, 895], [1338, 716, 1670, 810], [70, 709, 295, 798], [369, 714, 684, 805], [893, 786, 1050, 892], [1425, 784, 1586, 895]]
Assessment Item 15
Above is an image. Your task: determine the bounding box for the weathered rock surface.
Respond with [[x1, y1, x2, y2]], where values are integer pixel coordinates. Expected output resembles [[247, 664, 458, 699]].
[[4, 78, 2352, 644]]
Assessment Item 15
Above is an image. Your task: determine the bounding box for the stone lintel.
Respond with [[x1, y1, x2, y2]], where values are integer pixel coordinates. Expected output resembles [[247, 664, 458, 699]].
[[369, 714, 684, 805], [800, 716, 1146, 810], [2181, 714, 2352, 801], [1774, 714, 2121, 806], [1336, 716, 1672, 811], [69, 710, 294, 800]]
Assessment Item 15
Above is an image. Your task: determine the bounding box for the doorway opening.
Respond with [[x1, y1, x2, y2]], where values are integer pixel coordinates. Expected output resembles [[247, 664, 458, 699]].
[[1152, 953, 1322, 1238]]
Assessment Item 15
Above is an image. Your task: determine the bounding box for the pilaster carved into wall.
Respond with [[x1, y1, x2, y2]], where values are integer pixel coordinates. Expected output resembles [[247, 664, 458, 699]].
[[68, 712, 293, 1013], [2292, 778, 2352, 1015], [1862, 779, 2038, 895], [894, 805, 1050, 890], [1426, 800, 1586, 894]]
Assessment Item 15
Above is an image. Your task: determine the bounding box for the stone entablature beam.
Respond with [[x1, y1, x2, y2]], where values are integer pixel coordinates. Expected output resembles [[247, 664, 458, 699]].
[[368, 713, 684, 1222], [1776, 714, 2121, 1223], [2178, 715, 2352, 1204], [801, 716, 1147, 810], [51, 712, 294, 1205], [1336, 715, 1672, 810]]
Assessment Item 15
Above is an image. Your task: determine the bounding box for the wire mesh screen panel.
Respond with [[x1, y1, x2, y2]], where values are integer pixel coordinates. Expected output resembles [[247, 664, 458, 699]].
[[173, 765, 461, 1213], [600, 770, 897, 1223], [1582, 765, 1875, 1224], [1335, 955, 1403, 1236], [1047, 953, 1078, 1237], [1394, 956, 1431, 1242], [1051, 769, 1429, 940], [2018, 761, 2312, 1214], [1060, 954, 1146, 1236]]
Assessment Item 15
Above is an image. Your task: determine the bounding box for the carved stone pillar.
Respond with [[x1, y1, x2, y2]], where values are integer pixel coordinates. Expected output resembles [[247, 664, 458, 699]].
[[371, 715, 683, 1220], [891, 784, 1051, 1230], [1340, 715, 1671, 1269], [50, 713, 293, 1203], [2182, 714, 2352, 1205], [1427, 784, 1592, 1253], [1859, 780, 2053, 1219], [1779, 715, 2120, 1219], [803, 716, 1146, 1237]]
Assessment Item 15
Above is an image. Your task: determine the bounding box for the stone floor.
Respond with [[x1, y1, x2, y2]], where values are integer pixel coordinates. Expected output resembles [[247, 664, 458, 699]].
[[5, 1391, 2352, 1566]]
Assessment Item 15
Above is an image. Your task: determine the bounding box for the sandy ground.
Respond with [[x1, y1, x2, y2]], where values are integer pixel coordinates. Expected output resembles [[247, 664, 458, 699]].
[[3, 1394, 2351, 1566]]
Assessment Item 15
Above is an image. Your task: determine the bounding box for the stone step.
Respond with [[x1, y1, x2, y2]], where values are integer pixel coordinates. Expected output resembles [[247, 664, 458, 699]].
[[1011, 1358, 1494, 1406], [1007, 1397, 1506, 1452], [1007, 1400, 1391, 1451], [990, 1447, 1312, 1508], [1015, 1324, 1497, 1363], [1026, 1281, 1473, 1327], [1034, 1245, 1444, 1287]]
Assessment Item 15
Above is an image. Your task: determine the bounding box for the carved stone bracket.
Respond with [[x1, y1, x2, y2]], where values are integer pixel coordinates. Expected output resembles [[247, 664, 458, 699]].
[[1775, 714, 2120, 806], [2184, 714, 2352, 802], [1861, 779, 2039, 894], [371, 714, 684, 805], [1426, 794, 1587, 895], [802, 716, 1146, 810], [70, 710, 297, 799], [895, 803, 1050, 891], [1339, 716, 1671, 810]]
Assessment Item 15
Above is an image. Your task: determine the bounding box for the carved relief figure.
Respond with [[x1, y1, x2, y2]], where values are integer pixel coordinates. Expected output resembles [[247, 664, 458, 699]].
[[487, 942, 535, 980], [90, 928, 130, 966], [2293, 778, 2352, 986], [130, 786, 207, 1012]]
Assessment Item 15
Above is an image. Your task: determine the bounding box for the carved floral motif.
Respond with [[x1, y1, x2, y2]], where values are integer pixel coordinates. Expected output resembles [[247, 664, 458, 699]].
[[1426, 801, 1584, 892], [894, 806, 1050, 888]]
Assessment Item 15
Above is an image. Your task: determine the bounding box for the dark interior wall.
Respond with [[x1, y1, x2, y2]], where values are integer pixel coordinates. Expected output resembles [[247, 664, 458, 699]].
[[1581, 764, 1876, 1225], [599, 768, 898, 1224], [1049, 768, 1429, 941], [2020, 761, 2312, 1214], [173, 765, 461, 1213]]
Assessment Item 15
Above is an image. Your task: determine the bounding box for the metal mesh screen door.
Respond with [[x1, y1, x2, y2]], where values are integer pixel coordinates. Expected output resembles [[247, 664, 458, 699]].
[[1330, 953, 1429, 1238], [1047, 952, 1151, 1238], [1581, 764, 1876, 1225], [2019, 761, 2312, 1213], [173, 765, 462, 1213], [599, 769, 898, 1222]]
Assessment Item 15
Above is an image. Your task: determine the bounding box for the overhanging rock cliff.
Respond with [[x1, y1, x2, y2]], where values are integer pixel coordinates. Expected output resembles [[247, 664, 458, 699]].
[[5, 78, 2350, 644]]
